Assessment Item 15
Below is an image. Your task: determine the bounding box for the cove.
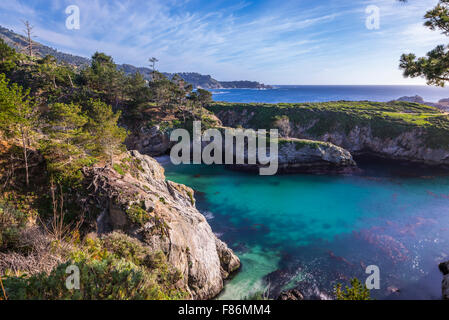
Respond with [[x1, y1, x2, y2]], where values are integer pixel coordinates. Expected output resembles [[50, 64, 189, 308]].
[[158, 156, 449, 300]]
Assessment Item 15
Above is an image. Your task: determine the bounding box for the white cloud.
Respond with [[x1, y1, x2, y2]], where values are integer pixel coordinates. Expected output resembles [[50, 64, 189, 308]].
[[0, 0, 446, 84]]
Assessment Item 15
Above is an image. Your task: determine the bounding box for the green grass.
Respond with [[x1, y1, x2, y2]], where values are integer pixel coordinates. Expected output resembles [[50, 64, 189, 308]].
[[279, 138, 331, 150], [113, 163, 126, 176], [126, 203, 151, 226]]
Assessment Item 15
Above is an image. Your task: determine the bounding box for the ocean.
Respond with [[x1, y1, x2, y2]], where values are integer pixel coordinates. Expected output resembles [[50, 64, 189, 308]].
[[210, 85, 449, 104], [159, 85, 449, 300]]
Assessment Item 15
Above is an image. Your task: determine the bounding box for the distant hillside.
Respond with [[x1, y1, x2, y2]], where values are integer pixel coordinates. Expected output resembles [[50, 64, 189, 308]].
[[119, 64, 223, 89], [0, 26, 90, 67], [220, 81, 272, 89], [0, 25, 271, 89]]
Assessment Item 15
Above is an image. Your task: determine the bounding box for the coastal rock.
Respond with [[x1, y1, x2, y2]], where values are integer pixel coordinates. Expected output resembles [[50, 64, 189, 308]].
[[227, 138, 356, 174], [443, 276, 449, 300], [396, 95, 449, 111], [277, 289, 304, 301], [203, 125, 357, 174], [396, 95, 426, 104], [439, 261, 449, 275], [126, 125, 173, 156], [440, 261, 449, 300], [210, 105, 449, 166], [82, 150, 240, 300], [277, 138, 356, 173]]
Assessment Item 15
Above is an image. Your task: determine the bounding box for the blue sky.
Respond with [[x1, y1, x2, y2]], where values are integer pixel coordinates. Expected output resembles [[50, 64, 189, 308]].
[[0, 0, 446, 84]]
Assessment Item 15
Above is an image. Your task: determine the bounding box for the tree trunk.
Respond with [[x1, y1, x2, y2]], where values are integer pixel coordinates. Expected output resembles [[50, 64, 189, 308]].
[[21, 130, 29, 188], [68, 74, 74, 88]]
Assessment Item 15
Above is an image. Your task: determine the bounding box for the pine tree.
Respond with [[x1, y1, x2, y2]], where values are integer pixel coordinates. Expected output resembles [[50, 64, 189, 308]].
[[400, 0, 449, 86], [87, 99, 127, 165], [0, 39, 17, 74], [38, 55, 59, 89], [0, 74, 38, 187], [41, 103, 91, 184]]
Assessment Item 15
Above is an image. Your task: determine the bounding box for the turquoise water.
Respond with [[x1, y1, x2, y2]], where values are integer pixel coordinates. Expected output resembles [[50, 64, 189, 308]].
[[159, 157, 449, 300]]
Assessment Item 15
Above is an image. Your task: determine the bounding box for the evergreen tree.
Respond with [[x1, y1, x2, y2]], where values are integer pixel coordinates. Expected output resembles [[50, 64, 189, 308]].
[[0, 74, 38, 187], [400, 0, 449, 86], [83, 52, 125, 106], [191, 89, 212, 121], [38, 55, 59, 89], [125, 72, 152, 118], [41, 103, 91, 184], [0, 39, 17, 74], [87, 99, 127, 165]]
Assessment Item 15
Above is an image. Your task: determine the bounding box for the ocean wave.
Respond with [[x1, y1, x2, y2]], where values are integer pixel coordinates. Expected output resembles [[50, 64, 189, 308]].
[[202, 211, 215, 220]]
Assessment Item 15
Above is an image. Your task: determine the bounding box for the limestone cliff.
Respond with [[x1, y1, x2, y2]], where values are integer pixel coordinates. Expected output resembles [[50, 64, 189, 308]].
[[81, 150, 240, 300]]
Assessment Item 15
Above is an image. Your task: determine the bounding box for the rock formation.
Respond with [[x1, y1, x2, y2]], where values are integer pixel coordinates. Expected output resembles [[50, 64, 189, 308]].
[[276, 139, 356, 173], [277, 289, 304, 300], [207, 102, 449, 166], [439, 261, 449, 300], [81, 150, 240, 299], [126, 125, 173, 157]]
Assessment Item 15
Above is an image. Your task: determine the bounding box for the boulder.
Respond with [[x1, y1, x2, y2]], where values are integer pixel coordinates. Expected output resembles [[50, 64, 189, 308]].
[[277, 289, 304, 301]]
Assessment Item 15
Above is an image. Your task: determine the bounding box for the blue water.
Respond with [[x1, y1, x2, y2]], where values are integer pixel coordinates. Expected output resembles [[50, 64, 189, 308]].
[[159, 157, 449, 300], [159, 86, 449, 300], [211, 85, 449, 104]]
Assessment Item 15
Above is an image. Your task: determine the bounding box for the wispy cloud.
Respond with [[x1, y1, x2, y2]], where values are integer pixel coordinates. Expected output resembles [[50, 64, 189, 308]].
[[0, 0, 446, 84]]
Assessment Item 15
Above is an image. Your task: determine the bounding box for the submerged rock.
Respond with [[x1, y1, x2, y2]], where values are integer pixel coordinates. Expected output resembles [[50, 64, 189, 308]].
[[82, 150, 240, 299], [277, 289, 304, 300]]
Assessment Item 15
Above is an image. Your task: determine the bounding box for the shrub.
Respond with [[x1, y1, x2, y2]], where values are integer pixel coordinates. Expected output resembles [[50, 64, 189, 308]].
[[335, 278, 371, 300], [3, 233, 187, 300], [113, 163, 126, 176], [0, 202, 28, 250], [126, 204, 150, 226]]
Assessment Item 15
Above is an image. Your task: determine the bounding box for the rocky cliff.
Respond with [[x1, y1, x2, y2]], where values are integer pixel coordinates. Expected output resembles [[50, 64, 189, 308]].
[[207, 101, 449, 166], [81, 150, 240, 299], [276, 138, 356, 173], [226, 137, 356, 173], [126, 125, 173, 157]]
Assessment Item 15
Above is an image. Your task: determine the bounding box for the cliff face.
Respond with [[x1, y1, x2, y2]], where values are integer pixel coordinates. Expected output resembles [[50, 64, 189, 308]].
[[276, 139, 356, 173], [126, 125, 173, 157], [225, 137, 356, 173], [81, 150, 240, 300], [207, 102, 449, 166]]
